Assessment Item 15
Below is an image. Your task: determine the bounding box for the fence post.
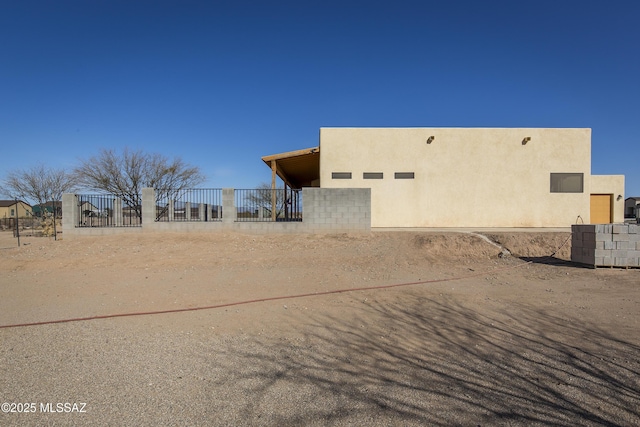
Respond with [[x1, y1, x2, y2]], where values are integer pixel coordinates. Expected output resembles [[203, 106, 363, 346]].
[[271, 188, 276, 221], [168, 199, 174, 221], [62, 193, 78, 234], [114, 197, 123, 227], [142, 188, 155, 226], [222, 188, 235, 224]]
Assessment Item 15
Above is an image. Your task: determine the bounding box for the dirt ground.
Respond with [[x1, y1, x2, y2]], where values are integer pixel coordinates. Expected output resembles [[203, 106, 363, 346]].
[[0, 230, 639, 426]]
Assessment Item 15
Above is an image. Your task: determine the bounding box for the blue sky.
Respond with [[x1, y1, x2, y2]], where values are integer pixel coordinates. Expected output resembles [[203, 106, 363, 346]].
[[1, 0, 638, 195]]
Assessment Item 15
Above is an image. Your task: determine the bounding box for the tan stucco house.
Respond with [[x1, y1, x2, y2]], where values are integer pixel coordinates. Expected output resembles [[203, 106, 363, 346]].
[[626, 197, 640, 220], [0, 200, 32, 220], [263, 128, 625, 228]]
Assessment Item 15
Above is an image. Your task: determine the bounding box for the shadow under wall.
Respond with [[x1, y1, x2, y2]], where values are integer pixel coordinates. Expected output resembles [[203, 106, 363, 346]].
[[519, 256, 594, 268]]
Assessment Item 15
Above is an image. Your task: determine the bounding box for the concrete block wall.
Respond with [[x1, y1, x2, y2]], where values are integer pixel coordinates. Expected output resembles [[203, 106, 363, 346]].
[[63, 187, 371, 237], [572, 224, 640, 267], [302, 187, 371, 233], [63, 193, 144, 237]]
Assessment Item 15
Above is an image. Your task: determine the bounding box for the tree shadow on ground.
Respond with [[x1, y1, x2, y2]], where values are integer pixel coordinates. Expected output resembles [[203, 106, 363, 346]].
[[212, 292, 640, 426]]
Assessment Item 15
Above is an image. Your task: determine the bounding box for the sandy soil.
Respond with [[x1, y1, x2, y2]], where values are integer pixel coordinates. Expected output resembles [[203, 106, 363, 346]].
[[0, 230, 639, 426]]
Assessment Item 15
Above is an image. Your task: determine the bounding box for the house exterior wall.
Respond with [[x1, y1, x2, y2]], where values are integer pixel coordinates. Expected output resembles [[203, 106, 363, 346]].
[[590, 175, 625, 223], [319, 127, 620, 228], [625, 198, 640, 219], [0, 201, 32, 219]]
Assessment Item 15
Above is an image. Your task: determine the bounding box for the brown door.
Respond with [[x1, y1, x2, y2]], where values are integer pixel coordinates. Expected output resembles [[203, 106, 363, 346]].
[[590, 194, 612, 224]]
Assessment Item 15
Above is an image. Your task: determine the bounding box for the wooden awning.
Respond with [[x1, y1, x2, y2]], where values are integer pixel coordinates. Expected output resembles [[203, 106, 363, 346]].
[[261, 147, 320, 190]]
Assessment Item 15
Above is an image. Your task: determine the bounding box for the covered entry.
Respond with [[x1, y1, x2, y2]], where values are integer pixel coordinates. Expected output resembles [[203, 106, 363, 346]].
[[590, 194, 612, 224], [261, 147, 320, 221]]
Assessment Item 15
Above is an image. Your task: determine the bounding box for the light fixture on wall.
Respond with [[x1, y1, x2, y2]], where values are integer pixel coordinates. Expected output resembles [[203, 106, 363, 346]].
[[426, 136, 435, 144], [617, 195, 622, 201], [522, 137, 531, 145]]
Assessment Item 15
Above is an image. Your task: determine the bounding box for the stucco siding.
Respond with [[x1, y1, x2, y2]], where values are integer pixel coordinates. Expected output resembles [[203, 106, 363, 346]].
[[320, 127, 595, 228], [0, 202, 32, 219], [590, 175, 625, 223]]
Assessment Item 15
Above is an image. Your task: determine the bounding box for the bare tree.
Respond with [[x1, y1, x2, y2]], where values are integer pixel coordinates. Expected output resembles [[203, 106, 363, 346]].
[[1, 164, 77, 239], [244, 182, 286, 219], [2, 164, 76, 204], [74, 148, 205, 220]]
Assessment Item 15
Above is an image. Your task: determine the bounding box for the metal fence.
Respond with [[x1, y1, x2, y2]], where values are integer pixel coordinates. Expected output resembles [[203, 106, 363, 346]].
[[235, 188, 302, 222], [1, 217, 17, 230], [76, 194, 142, 227], [1, 217, 40, 232], [71, 188, 302, 226], [2, 210, 63, 236], [155, 188, 222, 222]]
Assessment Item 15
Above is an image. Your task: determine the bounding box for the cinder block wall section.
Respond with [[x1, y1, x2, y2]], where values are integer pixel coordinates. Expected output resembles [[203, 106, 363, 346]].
[[302, 187, 371, 232], [62, 188, 371, 237], [572, 224, 640, 267]]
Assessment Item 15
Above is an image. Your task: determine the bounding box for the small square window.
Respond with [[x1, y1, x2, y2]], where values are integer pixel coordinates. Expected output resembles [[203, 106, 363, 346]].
[[332, 172, 352, 179], [394, 172, 415, 179], [363, 172, 383, 179]]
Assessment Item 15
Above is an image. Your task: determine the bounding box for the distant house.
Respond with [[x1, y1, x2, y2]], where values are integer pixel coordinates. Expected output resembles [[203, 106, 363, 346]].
[[0, 200, 32, 219], [32, 201, 62, 218], [80, 201, 101, 217], [626, 197, 640, 219], [122, 205, 142, 215]]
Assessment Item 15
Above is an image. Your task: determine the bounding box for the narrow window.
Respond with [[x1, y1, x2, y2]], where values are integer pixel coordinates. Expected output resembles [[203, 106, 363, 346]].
[[394, 172, 415, 179], [363, 172, 383, 179], [550, 173, 583, 193], [332, 172, 352, 179]]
